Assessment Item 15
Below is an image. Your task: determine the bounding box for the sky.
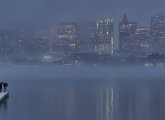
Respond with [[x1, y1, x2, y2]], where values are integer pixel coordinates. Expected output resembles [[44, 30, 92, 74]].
[[0, 0, 165, 28]]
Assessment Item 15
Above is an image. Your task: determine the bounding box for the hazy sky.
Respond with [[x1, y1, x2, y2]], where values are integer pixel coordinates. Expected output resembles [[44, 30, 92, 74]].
[[0, 0, 165, 28]]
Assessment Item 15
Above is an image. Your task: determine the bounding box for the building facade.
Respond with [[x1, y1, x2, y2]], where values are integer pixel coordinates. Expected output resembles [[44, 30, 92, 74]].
[[151, 14, 165, 54], [58, 23, 77, 54], [119, 15, 137, 56], [119, 15, 151, 57], [95, 18, 115, 54]]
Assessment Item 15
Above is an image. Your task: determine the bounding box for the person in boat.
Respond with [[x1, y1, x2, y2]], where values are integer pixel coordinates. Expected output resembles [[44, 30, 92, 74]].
[[0, 82, 3, 92], [3, 83, 8, 92]]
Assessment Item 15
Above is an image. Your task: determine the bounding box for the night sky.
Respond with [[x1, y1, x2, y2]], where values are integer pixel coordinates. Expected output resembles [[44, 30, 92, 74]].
[[0, 0, 164, 28]]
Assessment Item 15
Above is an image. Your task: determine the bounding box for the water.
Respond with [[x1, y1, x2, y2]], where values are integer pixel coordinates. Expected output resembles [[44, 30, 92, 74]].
[[0, 66, 165, 120]]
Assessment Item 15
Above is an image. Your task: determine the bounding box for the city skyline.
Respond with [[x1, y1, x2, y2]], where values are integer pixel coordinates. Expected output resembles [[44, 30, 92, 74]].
[[0, 12, 163, 50], [0, 13, 165, 66]]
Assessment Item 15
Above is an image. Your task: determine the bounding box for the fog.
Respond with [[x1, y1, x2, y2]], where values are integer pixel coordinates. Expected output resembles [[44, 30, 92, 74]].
[[0, 66, 165, 81]]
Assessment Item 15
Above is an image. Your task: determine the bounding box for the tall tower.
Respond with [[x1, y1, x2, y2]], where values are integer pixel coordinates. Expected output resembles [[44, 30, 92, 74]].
[[119, 15, 137, 55], [95, 18, 114, 54]]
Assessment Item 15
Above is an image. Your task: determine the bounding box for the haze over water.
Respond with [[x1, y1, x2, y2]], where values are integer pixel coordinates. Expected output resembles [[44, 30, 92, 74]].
[[0, 66, 165, 120]]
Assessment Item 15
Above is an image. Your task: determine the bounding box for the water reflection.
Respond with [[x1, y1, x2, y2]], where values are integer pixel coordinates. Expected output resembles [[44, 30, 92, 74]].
[[0, 96, 9, 111], [96, 87, 114, 120], [0, 79, 165, 120], [54, 87, 76, 120], [118, 83, 150, 120]]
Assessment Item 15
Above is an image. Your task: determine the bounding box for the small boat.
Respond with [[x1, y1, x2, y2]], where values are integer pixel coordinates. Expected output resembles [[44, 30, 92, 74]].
[[0, 92, 9, 103], [0, 82, 9, 103]]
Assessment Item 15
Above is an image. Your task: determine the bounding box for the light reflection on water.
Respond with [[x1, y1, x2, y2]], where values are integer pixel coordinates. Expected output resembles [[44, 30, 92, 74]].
[[0, 77, 165, 120]]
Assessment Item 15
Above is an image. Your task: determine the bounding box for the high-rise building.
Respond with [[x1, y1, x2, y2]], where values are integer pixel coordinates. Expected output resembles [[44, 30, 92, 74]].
[[119, 15, 151, 57], [76, 19, 114, 55], [119, 15, 138, 56], [57, 23, 77, 53], [10, 28, 28, 58], [80, 23, 97, 53], [74, 23, 94, 53], [0, 32, 13, 58], [34, 30, 50, 53], [151, 14, 165, 54], [95, 18, 115, 54], [133, 27, 150, 56]]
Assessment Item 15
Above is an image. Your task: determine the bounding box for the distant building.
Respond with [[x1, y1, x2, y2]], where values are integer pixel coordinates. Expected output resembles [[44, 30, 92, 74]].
[[119, 14, 137, 56], [57, 23, 77, 53], [34, 30, 50, 54], [119, 15, 151, 57], [79, 19, 115, 55], [12, 29, 27, 58], [11, 28, 49, 58], [132, 27, 150, 56], [73, 23, 92, 53], [0, 32, 13, 58], [77, 23, 97, 53], [95, 18, 115, 54], [151, 14, 165, 54]]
